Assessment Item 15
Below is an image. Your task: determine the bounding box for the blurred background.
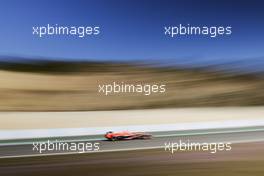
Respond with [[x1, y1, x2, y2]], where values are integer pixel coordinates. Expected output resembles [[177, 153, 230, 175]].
[[0, 0, 263, 111], [0, 58, 264, 111]]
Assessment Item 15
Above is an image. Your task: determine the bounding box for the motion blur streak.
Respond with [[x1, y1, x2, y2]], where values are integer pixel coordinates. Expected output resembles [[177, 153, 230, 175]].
[[0, 60, 264, 111]]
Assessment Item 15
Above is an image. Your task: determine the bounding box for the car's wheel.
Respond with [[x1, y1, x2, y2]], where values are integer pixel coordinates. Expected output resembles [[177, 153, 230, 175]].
[[111, 137, 118, 141]]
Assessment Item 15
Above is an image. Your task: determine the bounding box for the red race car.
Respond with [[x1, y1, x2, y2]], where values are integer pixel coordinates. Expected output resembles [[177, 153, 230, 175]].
[[104, 131, 152, 141]]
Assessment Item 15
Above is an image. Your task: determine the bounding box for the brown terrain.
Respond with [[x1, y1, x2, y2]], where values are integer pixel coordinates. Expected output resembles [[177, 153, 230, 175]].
[[0, 60, 264, 111]]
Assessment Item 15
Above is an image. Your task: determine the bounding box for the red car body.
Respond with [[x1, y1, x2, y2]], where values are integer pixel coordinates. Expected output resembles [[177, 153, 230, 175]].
[[104, 131, 152, 141]]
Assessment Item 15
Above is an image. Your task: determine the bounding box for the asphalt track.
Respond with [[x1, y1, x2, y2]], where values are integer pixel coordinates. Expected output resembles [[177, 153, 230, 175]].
[[1, 127, 264, 176], [1, 126, 264, 158]]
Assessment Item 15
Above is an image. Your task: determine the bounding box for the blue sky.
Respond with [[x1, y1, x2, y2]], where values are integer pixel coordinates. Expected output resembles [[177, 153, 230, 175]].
[[0, 0, 263, 66]]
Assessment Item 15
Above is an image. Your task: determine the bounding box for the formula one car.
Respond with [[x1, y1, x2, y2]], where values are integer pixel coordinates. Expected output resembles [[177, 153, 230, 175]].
[[104, 131, 152, 141]]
